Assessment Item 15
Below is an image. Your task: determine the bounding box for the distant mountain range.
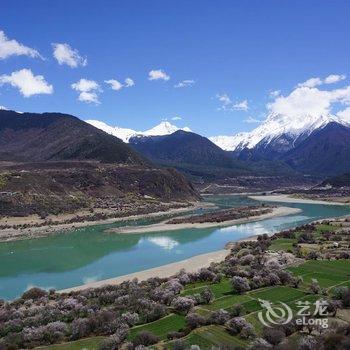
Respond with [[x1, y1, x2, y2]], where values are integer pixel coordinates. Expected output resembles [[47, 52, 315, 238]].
[[28, 111, 350, 179], [210, 112, 348, 153], [86, 120, 191, 143], [210, 112, 350, 176], [90, 113, 350, 177]]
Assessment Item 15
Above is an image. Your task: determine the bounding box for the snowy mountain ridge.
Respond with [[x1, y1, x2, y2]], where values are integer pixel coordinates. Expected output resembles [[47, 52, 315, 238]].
[[210, 112, 348, 151], [86, 120, 191, 143]]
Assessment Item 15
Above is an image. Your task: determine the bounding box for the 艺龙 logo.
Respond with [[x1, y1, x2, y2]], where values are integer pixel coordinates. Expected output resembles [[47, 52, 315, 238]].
[[258, 299, 293, 327]]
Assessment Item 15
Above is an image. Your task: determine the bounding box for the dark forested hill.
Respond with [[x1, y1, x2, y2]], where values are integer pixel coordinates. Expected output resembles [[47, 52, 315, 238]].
[[0, 110, 145, 164], [130, 130, 237, 167], [0, 111, 200, 219], [129, 130, 298, 180], [281, 122, 350, 176]]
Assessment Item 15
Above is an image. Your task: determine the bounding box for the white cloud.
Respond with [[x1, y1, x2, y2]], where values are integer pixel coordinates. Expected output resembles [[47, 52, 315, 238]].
[[233, 99, 249, 111], [337, 107, 350, 123], [105, 77, 135, 91], [105, 79, 123, 91], [269, 90, 281, 98], [0, 105, 8, 110], [216, 93, 232, 106], [77, 91, 99, 104], [71, 79, 99, 92], [324, 74, 346, 84], [71, 78, 101, 104], [268, 83, 350, 118], [125, 78, 135, 87], [172, 116, 182, 121], [298, 74, 346, 88], [297, 77, 322, 88], [0, 69, 53, 97], [245, 116, 261, 123], [148, 69, 170, 81], [0, 30, 42, 60], [216, 94, 248, 111], [174, 79, 195, 88], [52, 43, 87, 68]]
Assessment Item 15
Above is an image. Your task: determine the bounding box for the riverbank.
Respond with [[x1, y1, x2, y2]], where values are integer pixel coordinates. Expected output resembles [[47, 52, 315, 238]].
[[0, 201, 215, 243], [106, 206, 301, 234], [249, 194, 349, 206], [59, 249, 230, 293]]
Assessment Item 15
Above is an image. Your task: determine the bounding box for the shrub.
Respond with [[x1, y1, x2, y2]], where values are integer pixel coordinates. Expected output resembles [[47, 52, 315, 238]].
[[22, 287, 48, 300], [231, 276, 250, 294], [225, 317, 249, 336], [185, 312, 206, 329], [146, 303, 167, 322], [209, 309, 231, 325], [228, 304, 245, 317], [309, 279, 321, 294], [70, 318, 91, 340], [121, 312, 139, 326], [262, 327, 285, 345], [200, 287, 214, 304], [171, 297, 195, 314], [133, 331, 160, 347], [333, 287, 350, 307], [240, 323, 256, 339]]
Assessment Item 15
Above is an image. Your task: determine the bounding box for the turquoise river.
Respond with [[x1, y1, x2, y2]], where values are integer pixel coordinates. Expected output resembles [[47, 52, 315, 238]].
[[1, 195, 349, 300]]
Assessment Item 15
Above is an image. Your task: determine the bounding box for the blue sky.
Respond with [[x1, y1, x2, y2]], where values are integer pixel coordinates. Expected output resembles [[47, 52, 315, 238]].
[[1, 0, 350, 136]]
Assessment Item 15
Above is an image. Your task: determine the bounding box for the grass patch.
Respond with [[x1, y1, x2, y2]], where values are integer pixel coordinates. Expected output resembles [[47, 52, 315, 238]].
[[248, 286, 306, 303], [39, 337, 105, 350], [202, 294, 250, 311], [182, 325, 248, 348], [288, 260, 350, 289], [181, 278, 233, 298], [315, 224, 337, 233], [269, 238, 296, 252], [128, 314, 186, 340]]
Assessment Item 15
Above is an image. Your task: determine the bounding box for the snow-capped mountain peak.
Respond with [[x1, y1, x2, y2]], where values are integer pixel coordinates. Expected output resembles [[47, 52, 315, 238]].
[[86, 119, 191, 142], [86, 120, 137, 143], [143, 121, 191, 136], [210, 112, 347, 151]]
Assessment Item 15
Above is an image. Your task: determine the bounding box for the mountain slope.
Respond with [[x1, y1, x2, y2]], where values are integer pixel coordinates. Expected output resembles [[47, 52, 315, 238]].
[[0, 111, 200, 218], [86, 120, 191, 143], [319, 172, 350, 188], [282, 122, 350, 175], [129, 130, 257, 179], [210, 112, 350, 176], [130, 130, 237, 166], [210, 112, 347, 154], [0, 110, 144, 164]]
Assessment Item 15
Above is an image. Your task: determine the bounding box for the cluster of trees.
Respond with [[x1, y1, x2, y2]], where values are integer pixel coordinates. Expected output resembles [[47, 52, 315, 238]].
[[166, 205, 272, 225]]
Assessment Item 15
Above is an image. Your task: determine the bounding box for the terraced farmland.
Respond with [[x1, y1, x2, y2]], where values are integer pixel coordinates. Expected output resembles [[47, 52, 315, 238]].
[[128, 314, 186, 340]]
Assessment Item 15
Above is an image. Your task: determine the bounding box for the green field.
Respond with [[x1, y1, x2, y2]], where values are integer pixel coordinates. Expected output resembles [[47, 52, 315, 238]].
[[128, 314, 186, 340], [39, 337, 105, 350], [269, 238, 296, 252], [181, 278, 232, 298], [180, 325, 248, 348], [202, 293, 250, 311], [248, 286, 306, 303], [288, 260, 350, 289], [315, 223, 337, 233]]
